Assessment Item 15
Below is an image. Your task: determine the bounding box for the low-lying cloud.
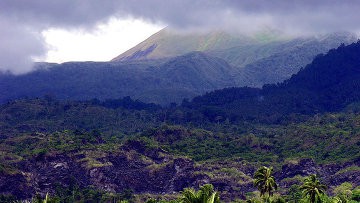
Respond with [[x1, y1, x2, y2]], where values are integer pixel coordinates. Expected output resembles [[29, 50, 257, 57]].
[[1, 0, 360, 74]]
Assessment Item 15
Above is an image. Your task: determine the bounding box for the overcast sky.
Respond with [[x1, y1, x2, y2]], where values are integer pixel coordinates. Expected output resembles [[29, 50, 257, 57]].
[[1, 0, 360, 74]]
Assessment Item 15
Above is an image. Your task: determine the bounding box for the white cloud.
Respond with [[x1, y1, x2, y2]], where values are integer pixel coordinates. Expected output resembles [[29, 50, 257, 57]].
[[1, 0, 360, 74], [0, 19, 46, 74], [42, 18, 164, 63]]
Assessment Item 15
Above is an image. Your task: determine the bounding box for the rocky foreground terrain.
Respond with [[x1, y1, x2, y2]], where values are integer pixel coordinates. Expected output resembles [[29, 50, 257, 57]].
[[1, 140, 359, 201]]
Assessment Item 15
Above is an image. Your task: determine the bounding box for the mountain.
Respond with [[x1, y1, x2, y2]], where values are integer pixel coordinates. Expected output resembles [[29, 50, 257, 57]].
[[113, 28, 357, 88], [0, 29, 357, 105]]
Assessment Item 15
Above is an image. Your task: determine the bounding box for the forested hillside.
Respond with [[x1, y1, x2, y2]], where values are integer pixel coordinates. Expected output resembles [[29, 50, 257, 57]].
[[184, 42, 360, 122]]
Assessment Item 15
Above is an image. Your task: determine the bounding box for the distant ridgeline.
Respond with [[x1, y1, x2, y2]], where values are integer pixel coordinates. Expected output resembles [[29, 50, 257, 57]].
[[182, 42, 360, 122], [0, 30, 357, 105]]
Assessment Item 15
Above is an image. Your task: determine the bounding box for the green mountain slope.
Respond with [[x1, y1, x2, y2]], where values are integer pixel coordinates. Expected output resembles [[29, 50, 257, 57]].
[[111, 28, 356, 73], [112, 28, 357, 89], [111, 28, 265, 61]]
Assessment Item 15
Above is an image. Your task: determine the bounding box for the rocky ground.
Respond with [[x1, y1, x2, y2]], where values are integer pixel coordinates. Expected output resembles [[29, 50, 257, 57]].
[[1, 140, 359, 201]]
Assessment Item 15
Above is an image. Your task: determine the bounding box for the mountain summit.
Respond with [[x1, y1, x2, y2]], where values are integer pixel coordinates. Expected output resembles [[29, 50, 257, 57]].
[[111, 28, 281, 62], [112, 28, 356, 67]]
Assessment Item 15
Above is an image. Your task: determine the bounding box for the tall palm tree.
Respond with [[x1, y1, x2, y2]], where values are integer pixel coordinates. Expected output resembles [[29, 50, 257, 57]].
[[181, 184, 220, 203], [253, 166, 278, 197], [300, 174, 327, 203]]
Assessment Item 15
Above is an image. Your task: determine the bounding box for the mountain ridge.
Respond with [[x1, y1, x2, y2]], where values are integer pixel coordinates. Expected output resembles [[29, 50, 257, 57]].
[[184, 41, 360, 121], [0, 52, 235, 105]]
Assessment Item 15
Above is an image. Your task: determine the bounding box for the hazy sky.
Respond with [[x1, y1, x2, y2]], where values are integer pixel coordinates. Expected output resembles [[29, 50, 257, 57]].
[[1, 0, 360, 74]]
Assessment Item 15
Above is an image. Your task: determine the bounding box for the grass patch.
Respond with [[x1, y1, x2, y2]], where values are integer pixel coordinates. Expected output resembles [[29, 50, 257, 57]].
[[336, 165, 360, 175]]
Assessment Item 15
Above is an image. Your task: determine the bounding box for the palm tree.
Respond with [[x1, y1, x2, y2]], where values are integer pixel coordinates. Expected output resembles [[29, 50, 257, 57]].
[[181, 184, 220, 203], [182, 188, 200, 203], [253, 166, 278, 197], [199, 184, 220, 203], [300, 174, 327, 203]]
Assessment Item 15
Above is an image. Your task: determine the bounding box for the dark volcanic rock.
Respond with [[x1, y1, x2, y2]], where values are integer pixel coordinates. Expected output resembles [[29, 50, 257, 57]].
[[278, 158, 360, 193], [328, 171, 360, 187], [98, 154, 196, 193], [1, 154, 359, 200], [2, 143, 202, 199], [21, 154, 91, 195], [0, 171, 33, 199], [280, 158, 317, 178]]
